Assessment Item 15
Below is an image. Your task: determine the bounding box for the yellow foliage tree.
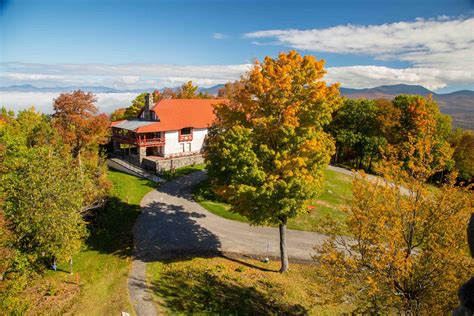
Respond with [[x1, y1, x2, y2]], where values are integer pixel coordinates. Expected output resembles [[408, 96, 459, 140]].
[[315, 163, 473, 314]]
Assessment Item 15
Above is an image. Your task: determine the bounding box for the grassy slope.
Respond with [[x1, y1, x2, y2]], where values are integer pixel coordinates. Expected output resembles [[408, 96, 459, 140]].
[[25, 169, 156, 315], [147, 256, 349, 315], [194, 167, 353, 234]]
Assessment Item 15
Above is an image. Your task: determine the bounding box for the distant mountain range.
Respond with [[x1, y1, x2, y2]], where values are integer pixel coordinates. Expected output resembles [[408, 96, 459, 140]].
[[1, 83, 472, 129], [0, 84, 223, 94], [339, 84, 474, 130]]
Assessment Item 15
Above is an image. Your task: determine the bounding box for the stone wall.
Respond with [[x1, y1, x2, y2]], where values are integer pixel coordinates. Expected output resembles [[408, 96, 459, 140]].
[[143, 154, 204, 172]]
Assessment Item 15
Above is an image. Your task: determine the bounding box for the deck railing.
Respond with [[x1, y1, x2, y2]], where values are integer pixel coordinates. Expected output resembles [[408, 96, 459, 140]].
[[112, 134, 165, 147]]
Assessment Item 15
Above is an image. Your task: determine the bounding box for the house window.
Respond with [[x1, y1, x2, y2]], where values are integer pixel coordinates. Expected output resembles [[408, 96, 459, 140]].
[[181, 127, 191, 135]]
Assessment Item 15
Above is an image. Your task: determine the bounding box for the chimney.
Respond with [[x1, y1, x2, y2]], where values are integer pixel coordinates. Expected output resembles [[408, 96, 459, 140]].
[[143, 93, 153, 120]]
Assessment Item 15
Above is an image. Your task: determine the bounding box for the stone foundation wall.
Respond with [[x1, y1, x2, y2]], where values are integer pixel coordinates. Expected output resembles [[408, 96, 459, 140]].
[[143, 154, 205, 172], [141, 158, 157, 171]]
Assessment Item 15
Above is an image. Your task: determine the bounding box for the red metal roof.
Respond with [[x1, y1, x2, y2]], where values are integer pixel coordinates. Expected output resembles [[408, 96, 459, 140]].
[[110, 99, 228, 133], [133, 99, 226, 133]]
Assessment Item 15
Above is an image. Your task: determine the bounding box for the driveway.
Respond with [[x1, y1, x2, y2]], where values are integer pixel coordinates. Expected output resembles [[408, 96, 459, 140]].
[[127, 171, 329, 315]]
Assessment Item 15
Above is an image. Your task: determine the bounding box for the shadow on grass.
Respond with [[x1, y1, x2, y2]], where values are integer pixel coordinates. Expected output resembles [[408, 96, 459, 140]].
[[147, 264, 308, 315], [86, 196, 140, 258]]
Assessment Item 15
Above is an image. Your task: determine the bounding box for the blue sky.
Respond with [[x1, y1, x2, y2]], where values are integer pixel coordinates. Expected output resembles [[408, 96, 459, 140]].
[[1, 0, 473, 92]]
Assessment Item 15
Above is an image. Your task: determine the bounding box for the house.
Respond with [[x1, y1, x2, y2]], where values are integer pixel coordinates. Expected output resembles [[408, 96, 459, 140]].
[[111, 93, 225, 171]]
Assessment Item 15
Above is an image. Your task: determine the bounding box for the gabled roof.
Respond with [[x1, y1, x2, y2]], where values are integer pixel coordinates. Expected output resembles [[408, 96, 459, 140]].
[[112, 98, 227, 133]]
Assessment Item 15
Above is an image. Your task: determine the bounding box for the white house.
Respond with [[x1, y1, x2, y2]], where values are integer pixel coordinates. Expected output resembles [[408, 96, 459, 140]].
[[111, 93, 226, 170]]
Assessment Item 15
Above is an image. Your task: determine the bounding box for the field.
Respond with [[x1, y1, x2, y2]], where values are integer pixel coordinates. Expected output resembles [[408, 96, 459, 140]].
[[194, 167, 353, 234], [147, 255, 349, 315], [21, 169, 156, 315]]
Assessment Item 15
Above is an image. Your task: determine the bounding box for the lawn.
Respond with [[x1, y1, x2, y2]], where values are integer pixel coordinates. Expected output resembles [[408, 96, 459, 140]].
[[193, 167, 353, 234], [146, 255, 349, 315], [22, 169, 157, 315], [161, 163, 206, 180]]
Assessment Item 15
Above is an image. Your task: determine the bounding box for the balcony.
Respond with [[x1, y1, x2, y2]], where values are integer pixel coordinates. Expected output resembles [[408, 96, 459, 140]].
[[112, 133, 165, 147]]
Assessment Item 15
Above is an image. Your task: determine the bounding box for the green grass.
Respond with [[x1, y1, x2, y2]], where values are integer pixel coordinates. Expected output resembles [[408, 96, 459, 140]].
[[161, 163, 206, 181], [146, 255, 349, 315], [24, 169, 156, 315], [193, 167, 353, 234]]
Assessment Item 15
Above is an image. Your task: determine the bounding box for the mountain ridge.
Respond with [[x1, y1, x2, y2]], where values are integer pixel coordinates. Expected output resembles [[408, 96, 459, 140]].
[[1, 84, 472, 129]]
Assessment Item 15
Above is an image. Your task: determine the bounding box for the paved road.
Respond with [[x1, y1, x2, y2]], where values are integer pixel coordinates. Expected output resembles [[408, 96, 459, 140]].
[[127, 166, 404, 315], [127, 171, 329, 315]]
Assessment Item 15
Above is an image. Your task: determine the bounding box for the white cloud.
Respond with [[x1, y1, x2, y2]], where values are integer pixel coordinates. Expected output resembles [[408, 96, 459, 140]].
[[244, 16, 474, 71], [0, 63, 252, 89], [0, 92, 137, 114], [0, 61, 472, 95], [212, 33, 227, 39], [325, 66, 471, 91]]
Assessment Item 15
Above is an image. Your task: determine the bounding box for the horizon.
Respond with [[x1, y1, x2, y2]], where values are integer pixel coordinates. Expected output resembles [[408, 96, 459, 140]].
[[1, 0, 473, 93]]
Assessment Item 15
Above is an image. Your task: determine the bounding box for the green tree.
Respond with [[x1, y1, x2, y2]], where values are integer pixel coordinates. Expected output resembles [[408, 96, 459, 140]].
[[205, 51, 341, 272], [123, 89, 162, 119], [329, 98, 386, 171], [0, 108, 88, 264], [1, 147, 87, 261]]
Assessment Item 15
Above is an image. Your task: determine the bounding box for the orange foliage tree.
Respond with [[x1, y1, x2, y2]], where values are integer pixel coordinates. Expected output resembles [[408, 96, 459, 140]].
[[205, 51, 341, 272], [52, 90, 109, 166]]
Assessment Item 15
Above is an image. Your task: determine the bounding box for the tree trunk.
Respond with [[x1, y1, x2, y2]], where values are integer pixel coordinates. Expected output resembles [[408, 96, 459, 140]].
[[279, 218, 289, 273]]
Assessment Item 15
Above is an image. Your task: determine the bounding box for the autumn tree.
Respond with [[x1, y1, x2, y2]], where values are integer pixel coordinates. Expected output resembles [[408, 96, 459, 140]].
[[375, 98, 402, 144], [205, 51, 341, 272], [217, 81, 245, 99], [52, 90, 109, 166], [177, 80, 198, 98], [161, 87, 177, 99], [110, 107, 127, 122], [315, 164, 473, 314], [52, 91, 110, 212], [449, 128, 474, 183], [380, 95, 453, 179]]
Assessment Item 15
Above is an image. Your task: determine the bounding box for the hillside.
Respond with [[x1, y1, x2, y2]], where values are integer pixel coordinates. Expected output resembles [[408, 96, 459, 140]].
[[341, 84, 474, 129]]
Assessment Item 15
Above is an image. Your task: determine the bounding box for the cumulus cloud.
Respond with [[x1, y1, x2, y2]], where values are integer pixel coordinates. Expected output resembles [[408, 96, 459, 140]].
[[244, 16, 474, 71], [0, 92, 137, 114]]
